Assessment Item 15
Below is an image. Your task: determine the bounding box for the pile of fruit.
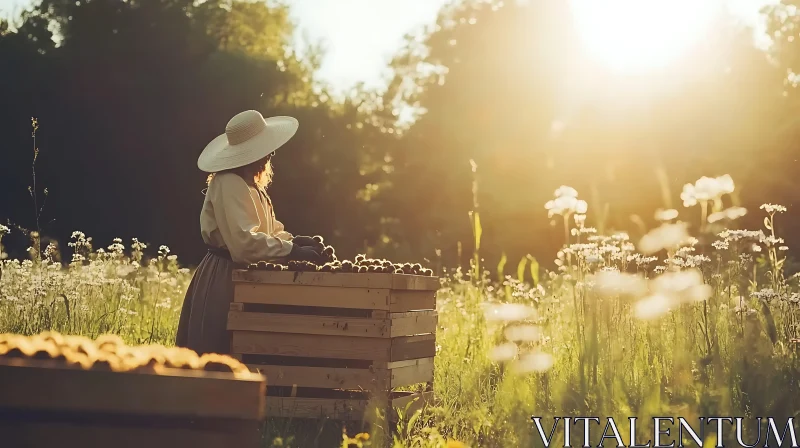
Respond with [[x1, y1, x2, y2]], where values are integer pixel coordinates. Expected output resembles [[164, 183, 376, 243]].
[[248, 253, 434, 276], [0, 332, 255, 378]]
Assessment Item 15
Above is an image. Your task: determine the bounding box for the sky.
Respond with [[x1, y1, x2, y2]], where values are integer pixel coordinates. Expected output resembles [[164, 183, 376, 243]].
[[0, 0, 773, 93]]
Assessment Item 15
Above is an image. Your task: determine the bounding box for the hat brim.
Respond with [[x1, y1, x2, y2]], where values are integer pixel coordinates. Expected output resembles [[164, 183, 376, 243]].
[[197, 116, 299, 173]]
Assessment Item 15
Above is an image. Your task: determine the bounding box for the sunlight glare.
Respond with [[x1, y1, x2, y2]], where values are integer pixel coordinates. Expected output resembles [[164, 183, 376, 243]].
[[569, 0, 720, 73]]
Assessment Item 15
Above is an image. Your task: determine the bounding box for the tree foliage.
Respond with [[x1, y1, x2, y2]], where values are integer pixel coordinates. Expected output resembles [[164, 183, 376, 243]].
[[379, 0, 799, 267], [0, 0, 391, 263], [1, 0, 800, 269]]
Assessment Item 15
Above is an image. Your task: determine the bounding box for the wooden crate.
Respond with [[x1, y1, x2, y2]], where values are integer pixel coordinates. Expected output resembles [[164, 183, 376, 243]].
[[0, 357, 266, 448], [228, 269, 439, 421]]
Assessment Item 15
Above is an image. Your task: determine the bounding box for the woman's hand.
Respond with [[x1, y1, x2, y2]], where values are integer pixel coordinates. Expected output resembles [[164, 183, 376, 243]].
[[292, 235, 324, 252], [287, 244, 324, 263]]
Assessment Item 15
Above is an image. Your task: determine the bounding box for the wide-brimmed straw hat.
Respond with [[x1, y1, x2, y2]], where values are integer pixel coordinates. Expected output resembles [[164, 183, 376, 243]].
[[197, 110, 299, 173]]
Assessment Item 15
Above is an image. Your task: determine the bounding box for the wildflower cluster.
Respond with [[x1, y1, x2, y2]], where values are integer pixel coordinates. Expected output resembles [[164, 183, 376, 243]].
[[680, 174, 734, 207], [545, 186, 588, 218], [0, 232, 191, 344], [488, 176, 798, 379]]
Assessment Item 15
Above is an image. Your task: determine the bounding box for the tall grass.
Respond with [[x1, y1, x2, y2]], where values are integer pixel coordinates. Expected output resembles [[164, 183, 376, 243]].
[[1, 174, 799, 448], [0, 232, 190, 344]]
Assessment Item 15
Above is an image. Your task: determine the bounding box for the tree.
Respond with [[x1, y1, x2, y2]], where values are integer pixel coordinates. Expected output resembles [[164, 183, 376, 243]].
[[0, 0, 390, 263], [379, 0, 792, 268]]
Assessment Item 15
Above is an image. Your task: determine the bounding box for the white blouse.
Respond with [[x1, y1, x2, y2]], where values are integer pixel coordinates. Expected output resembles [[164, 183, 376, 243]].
[[200, 172, 293, 264]]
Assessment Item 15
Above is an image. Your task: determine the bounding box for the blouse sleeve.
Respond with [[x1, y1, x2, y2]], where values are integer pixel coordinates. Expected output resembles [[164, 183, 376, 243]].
[[214, 174, 293, 263], [273, 218, 293, 241]]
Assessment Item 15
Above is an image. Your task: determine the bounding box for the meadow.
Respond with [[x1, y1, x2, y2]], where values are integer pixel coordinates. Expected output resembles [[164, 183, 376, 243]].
[[1, 175, 799, 448]]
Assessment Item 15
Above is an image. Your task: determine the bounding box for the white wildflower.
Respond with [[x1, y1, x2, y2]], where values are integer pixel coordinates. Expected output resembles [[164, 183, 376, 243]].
[[639, 222, 691, 255], [634, 294, 673, 320], [681, 175, 735, 207], [712, 240, 729, 250], [719, 229, 765, 242], [655, 209, 679, 222], [762, 235, 784, 247], [752, 288, 779, 302], [545, 186, 587, 217], [708, 206, 748, 223], [652, 269, 711, 302], [490, 342, 519, 361], [592, 271, 648, 297], [513, 351, 554, 373], [554, 186, 578, 198], [504, 325, 541, 342], [483, 303, 536, 322], [760, 204, 787, 214]]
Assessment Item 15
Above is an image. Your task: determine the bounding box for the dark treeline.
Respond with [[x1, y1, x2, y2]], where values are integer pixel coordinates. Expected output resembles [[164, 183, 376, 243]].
[[1, 0, 799, 273]]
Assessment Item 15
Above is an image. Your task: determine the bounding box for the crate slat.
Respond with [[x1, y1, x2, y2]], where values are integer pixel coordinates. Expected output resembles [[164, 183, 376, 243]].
[[265, 391, 433, 421], [389, 361, 435, 388], [246, 364, 390, 390], [234, 284, 391, 309], [234, 284, 437, 313], [228, 311, 390, 338], [391, 334, 436, 362], [233, 270, 439, 291], [266, 396, 365, 420], [228, 310, 437, 338], [0, 359, 265, 421], [389, 311, 438, 337], [232, 331, 436, 363], [0, 419, 261, 448], [378, 357, 434, 369], [232, 331, 391, 361], [389, 290, 436, 312], [245, 361, 434, 390]]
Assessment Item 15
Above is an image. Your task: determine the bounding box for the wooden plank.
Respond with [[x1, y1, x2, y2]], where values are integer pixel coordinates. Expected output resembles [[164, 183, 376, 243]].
[[264, 391, 427, 421], [0, 360, 265, 421], [265, 396, 366, 420], [234, 284, 390, 310], [227, 311, 390, 338], [391, 334, 436, 362], [391, 275, 440, 291], [372, 357, 435, 370], [390, 311, 438, 337], [233, 270, 439, 291], [240, 303, 375, 318], [246, 364, 388, 390], [229, 302, 244, 312], [389, 290, 436, 312], [0, 417, 261, 448], [389, 362, 435, 388], [232, 331, 391, 362]]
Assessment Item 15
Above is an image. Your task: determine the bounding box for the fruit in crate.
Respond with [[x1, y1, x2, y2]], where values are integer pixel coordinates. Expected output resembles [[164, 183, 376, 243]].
[[244, 246, 435, 276], [0, 332, 254, 378]]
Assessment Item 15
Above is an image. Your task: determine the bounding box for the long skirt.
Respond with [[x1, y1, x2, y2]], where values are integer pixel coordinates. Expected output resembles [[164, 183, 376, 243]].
[[175, 249, 234, 355]]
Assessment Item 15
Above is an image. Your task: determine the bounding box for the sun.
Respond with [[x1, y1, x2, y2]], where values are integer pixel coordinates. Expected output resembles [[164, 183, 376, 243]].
[[569, 0, 719, 74]]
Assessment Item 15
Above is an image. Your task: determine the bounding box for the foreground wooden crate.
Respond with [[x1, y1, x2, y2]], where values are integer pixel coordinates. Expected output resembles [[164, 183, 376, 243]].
[[0, 357, 266, 448], [228, 269, 439, 421]]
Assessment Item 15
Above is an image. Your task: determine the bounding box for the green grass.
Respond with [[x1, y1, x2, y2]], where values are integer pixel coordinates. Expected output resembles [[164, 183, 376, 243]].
[[2, 184, 800, 448]]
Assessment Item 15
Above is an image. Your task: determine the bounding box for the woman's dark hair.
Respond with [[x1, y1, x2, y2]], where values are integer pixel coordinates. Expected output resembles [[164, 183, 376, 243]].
[[206, 154, 274, 189]]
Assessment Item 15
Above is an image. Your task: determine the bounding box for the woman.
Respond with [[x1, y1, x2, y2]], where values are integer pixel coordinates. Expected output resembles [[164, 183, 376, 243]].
[[176, 110, 324, 355]]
